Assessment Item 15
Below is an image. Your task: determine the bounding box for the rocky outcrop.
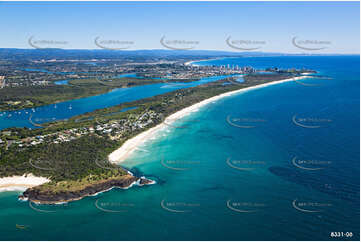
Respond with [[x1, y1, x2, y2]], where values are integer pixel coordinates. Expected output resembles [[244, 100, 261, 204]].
[[139, 177, 155, 185], [20, 175, 154, 204]]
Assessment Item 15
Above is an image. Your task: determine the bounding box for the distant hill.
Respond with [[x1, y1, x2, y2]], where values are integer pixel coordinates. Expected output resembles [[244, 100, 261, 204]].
[[0, 48, 285, 61], [0, 48, 350, 61]]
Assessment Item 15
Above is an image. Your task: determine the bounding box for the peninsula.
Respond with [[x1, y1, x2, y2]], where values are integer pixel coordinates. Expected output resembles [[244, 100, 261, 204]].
[[0, 64, 313, 203]]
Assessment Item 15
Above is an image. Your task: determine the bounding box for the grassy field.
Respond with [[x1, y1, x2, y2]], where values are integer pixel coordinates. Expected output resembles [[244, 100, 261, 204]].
[[38, 171, 130, 193]]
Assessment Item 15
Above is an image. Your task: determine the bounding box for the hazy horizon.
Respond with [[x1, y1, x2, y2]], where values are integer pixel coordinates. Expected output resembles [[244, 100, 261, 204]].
[[0, 48, 360, 56], [0, 1, 359, 54]]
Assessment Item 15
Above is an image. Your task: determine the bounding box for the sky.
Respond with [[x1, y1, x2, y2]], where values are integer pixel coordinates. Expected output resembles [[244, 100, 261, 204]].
[[0, 1, 359, 54]]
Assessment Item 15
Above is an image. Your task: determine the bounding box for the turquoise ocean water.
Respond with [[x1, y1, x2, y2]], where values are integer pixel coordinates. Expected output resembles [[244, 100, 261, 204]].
[[0, 56, 359, 240]]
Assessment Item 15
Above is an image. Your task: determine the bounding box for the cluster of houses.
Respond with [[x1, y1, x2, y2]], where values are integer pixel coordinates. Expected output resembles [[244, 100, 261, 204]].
[[2, 60, 260, 89], [1, 110, 161, 149], [130, 63, 251, 80], [0, 76, 5, 88]]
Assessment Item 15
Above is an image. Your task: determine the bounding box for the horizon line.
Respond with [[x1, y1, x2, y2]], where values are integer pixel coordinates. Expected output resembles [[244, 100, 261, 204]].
[[0, 48, 359, 55]]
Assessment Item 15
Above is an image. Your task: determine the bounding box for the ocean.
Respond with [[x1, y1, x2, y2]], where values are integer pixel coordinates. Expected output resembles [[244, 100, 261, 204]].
[[0, 56, 359, 240]]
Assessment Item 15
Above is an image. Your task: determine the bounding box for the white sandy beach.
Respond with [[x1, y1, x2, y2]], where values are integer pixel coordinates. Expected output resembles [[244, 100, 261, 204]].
[[108, 76, 308, 164], [184, 60, 205, 66], [184, 57, 228, 66], [0, 174, 50, 192]]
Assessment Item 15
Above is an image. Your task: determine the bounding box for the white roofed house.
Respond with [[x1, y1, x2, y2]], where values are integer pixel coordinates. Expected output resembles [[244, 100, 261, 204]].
[[0, 76, 5, 88]]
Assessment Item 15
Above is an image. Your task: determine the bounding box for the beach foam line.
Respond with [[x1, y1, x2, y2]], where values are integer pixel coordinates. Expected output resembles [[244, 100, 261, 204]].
[[0, 174, 50, 192], [108, 76, 308, 164], [184, 57, 232, 66]]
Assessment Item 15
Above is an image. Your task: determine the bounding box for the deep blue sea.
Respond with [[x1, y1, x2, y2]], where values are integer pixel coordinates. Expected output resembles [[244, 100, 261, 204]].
[[0, 56, 359, 240]]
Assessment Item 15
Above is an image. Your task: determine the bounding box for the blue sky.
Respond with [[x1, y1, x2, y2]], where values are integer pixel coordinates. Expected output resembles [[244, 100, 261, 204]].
[[0, 1, 359, 53]]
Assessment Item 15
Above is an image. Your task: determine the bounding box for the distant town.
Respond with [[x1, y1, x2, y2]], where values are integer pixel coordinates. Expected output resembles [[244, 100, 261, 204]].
[[0, 59, 316, 89]]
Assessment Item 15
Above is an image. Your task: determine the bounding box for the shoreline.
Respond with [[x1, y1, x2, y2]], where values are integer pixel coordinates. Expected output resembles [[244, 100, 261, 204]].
[[1, 170, 155, 204], [184, 57, 230, 66], [109, 76, 308, 164], [21, 176, 155, 204], [0, 174, 50, 192]]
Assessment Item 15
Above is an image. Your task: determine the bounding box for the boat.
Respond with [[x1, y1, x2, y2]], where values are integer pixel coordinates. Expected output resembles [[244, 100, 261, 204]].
[[16, 224, 28, 230]]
